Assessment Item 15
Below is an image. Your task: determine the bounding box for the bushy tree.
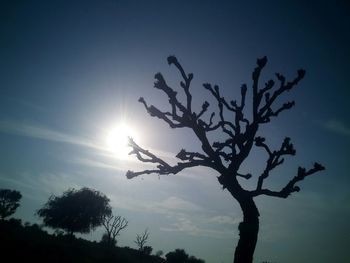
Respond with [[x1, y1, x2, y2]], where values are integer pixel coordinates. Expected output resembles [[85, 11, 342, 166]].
[[166, 249, 189, 263], [0, 188, 22, 220], [165, 249, 205, 263], [155, 250, 164, 257], [37, 187, 111, 237], [187, 256, 205, 263], [126, 56, 325, 263]]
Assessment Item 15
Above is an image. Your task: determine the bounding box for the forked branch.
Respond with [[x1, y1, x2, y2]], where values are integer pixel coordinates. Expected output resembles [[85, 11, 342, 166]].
[[126, 55, 324, 200], [251, 162, 325, 198], [134, 228, 149, 251], [255, 136, 296, 191], [126, 138, 214, 179], [102, 214, 128, 245]]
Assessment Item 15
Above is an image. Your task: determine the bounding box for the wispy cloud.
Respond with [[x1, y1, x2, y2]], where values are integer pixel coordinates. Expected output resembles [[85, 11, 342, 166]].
[[108, 195, 203, 215], [0, 120, 219, 182], [0, 120, 103, 150], [0, 175, 38, 192], [156, 196, 202, 211], [3, 96, 46, 113], [107, 192, 236, 239], [160, 216, 201, 235], [206, 215, 241, 225], [68, 157, 126, 171], [321, 119, 350, 137], [0, 120, 183, 164], [160, 215, 234, 239], [0, 171, 81, 202]]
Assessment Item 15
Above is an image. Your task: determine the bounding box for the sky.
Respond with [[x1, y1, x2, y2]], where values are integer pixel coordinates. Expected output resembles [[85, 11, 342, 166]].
[[1, 1, 350, 262]]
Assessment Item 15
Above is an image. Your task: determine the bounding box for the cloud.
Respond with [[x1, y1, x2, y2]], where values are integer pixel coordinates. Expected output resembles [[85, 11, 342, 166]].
[[0, 119, 218, 183], [0, 175, 38, 193], [321, 119, 350, 137], [68, 157, 126, 171], [0, 120, 184, 165], [206, 215, 241, 225], [0, 171, 81, 202], [0, 120, 102, 150], [111, 195, 239, 239], [156, 196, 202, 211], [160, 215, 234, 239], [108, 195, 203, 215], [161, 216, 200, 234]]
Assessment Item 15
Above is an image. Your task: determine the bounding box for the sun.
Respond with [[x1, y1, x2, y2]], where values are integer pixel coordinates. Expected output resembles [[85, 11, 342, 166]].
[[105, 124, 138, 159]]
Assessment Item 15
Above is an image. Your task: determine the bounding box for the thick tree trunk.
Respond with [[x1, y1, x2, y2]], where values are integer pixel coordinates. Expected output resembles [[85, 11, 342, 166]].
[[233, 196, 260, 263], [217, 174, 260, 263]]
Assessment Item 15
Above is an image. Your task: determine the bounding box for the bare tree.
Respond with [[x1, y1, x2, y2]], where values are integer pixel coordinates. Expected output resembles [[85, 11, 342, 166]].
[[102, 214, 128, 246], [134, 228, 149, 251], [126, 56, 325, 263]]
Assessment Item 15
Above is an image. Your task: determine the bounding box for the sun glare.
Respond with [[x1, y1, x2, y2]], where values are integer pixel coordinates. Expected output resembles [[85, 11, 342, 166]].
[[106, 124, 138, 159]]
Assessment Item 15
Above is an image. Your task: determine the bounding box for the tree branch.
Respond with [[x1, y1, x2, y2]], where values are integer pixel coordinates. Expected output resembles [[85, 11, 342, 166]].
[[167, 56, 193, 112], [138, 97, 185, 128], [252, 56, 268, 120], [176, 148, 208, 161], [127, 55, 324, 202], [258, 69, 305, 122], [126, 138, 215, 179], [102, 214, 128, 243], [203, 83, 237, 135], [237, 172, 252, 179], [134, 228, 149, 250], [251, 162, 325, 198], [255, 137, 296, 191]]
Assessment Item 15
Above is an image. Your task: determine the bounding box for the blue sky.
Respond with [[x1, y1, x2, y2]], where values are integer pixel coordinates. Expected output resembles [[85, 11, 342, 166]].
[[1, 1, 350, 262]]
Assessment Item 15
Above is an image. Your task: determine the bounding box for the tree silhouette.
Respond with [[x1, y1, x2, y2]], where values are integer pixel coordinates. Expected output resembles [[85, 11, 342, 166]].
[[101, 214, 128, 247], [126, 56, 325, 263], [165, 249, 205, 263], [37, 187, 111, 238], [187, 256, 205, 263], [155, 250, 164, 257], [0, 188, 22, 220], [134, 228, 149, 251], [142, 245, 153, 256], [166, 249, 189, 263]]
